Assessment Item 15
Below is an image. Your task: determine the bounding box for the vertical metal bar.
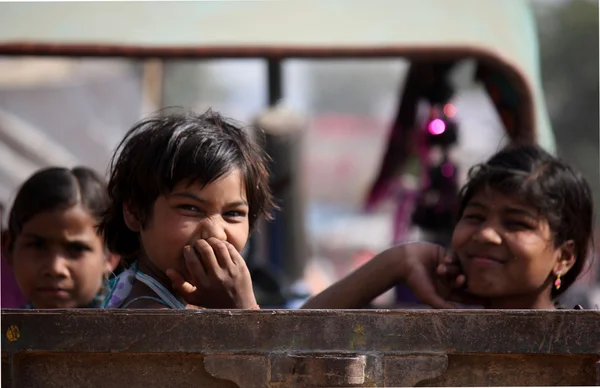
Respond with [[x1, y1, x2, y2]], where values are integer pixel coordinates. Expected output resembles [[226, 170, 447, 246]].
[[265, 59, 284, 276], [268, 59, 282, 106]]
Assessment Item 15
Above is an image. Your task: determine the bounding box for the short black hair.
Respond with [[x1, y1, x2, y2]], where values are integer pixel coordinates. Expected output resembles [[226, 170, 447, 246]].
[[458, 145, 594, 298], [7, 166, 108, 252], [98, 109, 274, 257]]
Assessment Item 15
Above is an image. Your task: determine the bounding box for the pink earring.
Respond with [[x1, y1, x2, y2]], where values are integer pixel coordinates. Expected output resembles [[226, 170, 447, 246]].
[[554, 272, 562, 290]]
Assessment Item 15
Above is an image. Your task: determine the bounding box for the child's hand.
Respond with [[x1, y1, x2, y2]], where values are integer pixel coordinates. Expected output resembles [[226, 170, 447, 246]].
[[165, 238, 258, 309], [400, 243, 483, 308], [302, 242, 481, 310], [436, 253, 467, 289]]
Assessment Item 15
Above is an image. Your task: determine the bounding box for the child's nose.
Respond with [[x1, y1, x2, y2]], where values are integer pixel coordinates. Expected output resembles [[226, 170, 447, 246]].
[[42, 255, 70, 278], [472, 225, 502, 245], [198, 219, 227, 242]]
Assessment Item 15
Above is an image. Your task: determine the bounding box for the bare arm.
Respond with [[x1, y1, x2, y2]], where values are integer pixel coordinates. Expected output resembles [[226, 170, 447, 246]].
[[301, 244, 410, 309], [302, 242, 462, 309]]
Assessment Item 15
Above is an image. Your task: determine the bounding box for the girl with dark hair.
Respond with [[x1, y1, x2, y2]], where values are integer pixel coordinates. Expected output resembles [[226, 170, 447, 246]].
[[3, 167, 119, 309], [98, 109, 276, 310], [304, 145, 595, 310]]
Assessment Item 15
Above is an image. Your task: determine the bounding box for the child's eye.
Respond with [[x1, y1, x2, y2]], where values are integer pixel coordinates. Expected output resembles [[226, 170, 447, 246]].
[[25, 241, 45, 250], [66, 243, 92, 258], [224, 210, 247, 218], [462, 213, 485, 222], [177, 204, 201, 212], [505, 221, 534, 230]]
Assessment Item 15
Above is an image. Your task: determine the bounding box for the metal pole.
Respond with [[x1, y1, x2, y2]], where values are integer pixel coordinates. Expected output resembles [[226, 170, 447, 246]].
[[258, 58, 308, 289]]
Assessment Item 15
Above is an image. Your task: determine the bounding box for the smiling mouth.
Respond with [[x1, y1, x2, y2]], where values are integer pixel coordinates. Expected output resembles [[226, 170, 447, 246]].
[[468, 255, 506, 264]]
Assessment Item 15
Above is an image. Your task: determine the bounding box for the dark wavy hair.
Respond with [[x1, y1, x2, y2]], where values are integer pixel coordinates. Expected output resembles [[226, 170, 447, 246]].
[[458, 145, 594, 298], [98, 109, 275, 259]]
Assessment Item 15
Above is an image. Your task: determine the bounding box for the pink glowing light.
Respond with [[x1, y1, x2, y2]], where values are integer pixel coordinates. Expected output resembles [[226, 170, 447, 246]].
[[443, 103, 456, 118], [428, 118, 446, 135]]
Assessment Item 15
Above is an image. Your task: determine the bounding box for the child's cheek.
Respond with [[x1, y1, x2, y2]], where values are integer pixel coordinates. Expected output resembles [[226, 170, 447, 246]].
[[72, 261, 102, 302]]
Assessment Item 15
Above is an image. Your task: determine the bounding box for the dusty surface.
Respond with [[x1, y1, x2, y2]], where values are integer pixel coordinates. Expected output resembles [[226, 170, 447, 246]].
[[2, 309, 599, 387]]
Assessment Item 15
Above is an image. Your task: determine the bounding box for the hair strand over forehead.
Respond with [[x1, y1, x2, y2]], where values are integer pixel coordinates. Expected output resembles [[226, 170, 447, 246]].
[[98, 108, 275, 258], [457, 145, 595, 298]]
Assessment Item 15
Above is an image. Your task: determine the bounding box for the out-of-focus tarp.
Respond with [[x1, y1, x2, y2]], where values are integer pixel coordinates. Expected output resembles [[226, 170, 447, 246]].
[[0, 0, 554, 150], [0, 60, 144, 206]]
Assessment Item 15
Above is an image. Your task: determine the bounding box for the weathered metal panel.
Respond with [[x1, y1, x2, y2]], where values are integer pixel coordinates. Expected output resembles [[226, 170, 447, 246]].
[[2, 309, 598, 387]]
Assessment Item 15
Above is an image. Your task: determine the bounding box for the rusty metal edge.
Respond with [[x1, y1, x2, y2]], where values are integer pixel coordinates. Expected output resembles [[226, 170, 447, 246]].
[[2, 309, 598, 355]]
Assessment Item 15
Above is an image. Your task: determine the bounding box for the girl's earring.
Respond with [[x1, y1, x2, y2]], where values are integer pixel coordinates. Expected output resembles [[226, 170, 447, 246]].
[[554, 272, 562, 290]]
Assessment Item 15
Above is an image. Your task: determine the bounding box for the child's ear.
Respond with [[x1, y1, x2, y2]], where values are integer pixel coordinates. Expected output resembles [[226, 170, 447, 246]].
[[105, 253, 121, 273], [553, 240, 577, 276], [123, 202, 142, 232]]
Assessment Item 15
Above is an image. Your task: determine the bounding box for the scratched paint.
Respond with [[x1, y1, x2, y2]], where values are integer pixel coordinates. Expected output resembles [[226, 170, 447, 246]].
[[350, 324, 366, 350], [6, 324, 19, 343]]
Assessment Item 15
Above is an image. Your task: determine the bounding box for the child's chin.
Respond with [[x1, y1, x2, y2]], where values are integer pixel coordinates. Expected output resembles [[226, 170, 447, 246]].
[[32, 300, 77, 309], [466, 280, 503, 298]]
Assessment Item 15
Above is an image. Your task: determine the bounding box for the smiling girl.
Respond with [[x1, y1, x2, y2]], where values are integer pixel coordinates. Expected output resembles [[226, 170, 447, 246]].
[[303, 145, 594, 309], [98, 110, 275, 309]]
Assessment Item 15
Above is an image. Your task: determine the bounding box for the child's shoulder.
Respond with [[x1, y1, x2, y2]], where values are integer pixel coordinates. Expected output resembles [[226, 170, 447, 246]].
[[102, 266, 137, 308]]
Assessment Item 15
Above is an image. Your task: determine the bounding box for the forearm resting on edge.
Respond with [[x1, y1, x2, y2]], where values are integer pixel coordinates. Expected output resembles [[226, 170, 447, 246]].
[[301, 245, 409, 309]]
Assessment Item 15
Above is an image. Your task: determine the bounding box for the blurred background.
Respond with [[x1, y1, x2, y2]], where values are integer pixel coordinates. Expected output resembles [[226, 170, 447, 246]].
[[0, 0, 598, 308]]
